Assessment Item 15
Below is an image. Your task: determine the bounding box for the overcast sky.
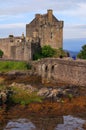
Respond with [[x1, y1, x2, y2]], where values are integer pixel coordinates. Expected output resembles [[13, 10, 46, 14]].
[[0, 0, 86, 39]]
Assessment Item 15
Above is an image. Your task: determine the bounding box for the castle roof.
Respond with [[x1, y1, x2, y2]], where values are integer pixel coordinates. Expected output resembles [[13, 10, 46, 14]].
[[27, 9, 61, 27]]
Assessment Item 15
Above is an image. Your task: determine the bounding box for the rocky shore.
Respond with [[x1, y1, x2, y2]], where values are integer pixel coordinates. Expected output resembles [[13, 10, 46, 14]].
[[0, 71, 86, 129], [0, 70, 86, 104]]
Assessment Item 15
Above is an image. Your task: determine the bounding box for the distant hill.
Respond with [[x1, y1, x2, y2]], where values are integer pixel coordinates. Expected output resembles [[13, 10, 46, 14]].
[[68, 50, 79, 57], [63, 38, 86, 52]]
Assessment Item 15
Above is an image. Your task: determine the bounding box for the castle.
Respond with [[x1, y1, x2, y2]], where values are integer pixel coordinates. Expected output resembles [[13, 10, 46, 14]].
[[0, 10, 64, 61]]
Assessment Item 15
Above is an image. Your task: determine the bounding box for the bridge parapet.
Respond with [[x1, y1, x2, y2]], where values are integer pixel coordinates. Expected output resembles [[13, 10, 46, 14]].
[[32, 58, 86, 86]]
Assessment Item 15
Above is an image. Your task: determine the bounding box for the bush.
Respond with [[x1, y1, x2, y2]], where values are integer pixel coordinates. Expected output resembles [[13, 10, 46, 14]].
[[77, 44, 86, 59], [33, 45, 56, 60], [11, 86, 43, 105], [33, 45, 68, 60], [0, 50, 3, 58], [53, 48, 68, 58], [41, 45, 56, 58], [33, 53, 42, 60]]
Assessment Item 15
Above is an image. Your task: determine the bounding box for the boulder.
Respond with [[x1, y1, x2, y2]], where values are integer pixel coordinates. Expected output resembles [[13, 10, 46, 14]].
[[47, 89, 58, 98], [37, 88, 50, 97], [10, 82, 37, 92], [82, 122, 86, 129]]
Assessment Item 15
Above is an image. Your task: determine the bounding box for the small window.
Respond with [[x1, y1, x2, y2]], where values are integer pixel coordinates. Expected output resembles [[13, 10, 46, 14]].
[[51, 32, 52, 39], [51, 65, 54, 73], [45, 66, 48, 72]]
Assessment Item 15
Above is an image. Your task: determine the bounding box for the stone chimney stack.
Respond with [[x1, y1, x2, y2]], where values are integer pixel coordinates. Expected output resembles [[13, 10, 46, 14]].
[[47, 9, 53, 23], [35, 14, 41, 19]]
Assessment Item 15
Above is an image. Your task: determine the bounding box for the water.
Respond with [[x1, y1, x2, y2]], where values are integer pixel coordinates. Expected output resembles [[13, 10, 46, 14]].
[[55, 115, 85, 130], [4, 115, 86, 130], [4, 119, 36, 130]]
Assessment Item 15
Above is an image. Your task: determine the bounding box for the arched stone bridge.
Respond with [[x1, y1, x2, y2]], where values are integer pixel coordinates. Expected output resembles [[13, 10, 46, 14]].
[[32, 58, 86, 86]]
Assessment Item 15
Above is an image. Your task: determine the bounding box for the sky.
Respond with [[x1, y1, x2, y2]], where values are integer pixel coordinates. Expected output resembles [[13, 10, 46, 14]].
[[0, 0, 86, 51]]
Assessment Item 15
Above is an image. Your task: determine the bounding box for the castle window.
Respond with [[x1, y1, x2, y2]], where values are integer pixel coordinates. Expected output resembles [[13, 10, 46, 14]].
[[51, 32, 53, 39], [45, 65, 48, 72], [51, 65, 54, 73]]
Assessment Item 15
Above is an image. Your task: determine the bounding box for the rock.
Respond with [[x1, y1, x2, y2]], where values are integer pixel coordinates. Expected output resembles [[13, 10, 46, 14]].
[[82, 122, 86, 129], [6, 70, 28, 76], [0, 91, 7, 103], [47, 89, 58, 98], [37, 88, 50, 97], [38, 88, 63, 99], [10, 82, 37, 92]]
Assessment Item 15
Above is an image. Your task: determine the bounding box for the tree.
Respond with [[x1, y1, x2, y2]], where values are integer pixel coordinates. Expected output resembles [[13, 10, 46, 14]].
[[33, 45, 68, 60], [53, 48, 69, 58], [77, 44, 86, 59], [42, 45, 56, 58], [0, 49, 3, 58]]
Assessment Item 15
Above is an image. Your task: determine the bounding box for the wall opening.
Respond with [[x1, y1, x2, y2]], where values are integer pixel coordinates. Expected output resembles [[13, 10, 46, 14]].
[[51, 65, 54, 73], [45, 65, 48, 72]]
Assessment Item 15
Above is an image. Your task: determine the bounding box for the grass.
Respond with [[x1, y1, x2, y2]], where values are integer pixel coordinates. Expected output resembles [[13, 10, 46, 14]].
[[11, 86, 43, 105], [0, 84, 6, 91], [0, 61, 31, 72], [0, 84, 43, 105]]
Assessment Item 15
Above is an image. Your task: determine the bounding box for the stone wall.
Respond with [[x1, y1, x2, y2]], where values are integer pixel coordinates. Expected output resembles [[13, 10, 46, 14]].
[[0, 38, 11, 58], [32, 58, 86, 86], [0, 36, 41, 61]]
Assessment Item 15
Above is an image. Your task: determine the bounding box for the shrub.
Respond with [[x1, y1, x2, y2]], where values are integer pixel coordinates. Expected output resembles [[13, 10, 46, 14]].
[[41, 45, 56, 57], [11, 86, 43, 105], [0, 50, 3, 58], [53, 48, 68, 58], [33, 45, 68, 60], [77, 44, 86, 59], [33, 45, 56, 60]]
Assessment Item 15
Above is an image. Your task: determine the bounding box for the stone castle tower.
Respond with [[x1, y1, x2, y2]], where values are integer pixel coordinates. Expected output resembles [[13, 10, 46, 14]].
[[26, 9, 64, 49], [0, 9, 64, 61]]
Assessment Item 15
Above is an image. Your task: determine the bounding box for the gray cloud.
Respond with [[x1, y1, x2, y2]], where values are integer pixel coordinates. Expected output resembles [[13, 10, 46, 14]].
[[64, 24, 86, 39], [0, 0, 86, 39], [0, 0, 86, 15]]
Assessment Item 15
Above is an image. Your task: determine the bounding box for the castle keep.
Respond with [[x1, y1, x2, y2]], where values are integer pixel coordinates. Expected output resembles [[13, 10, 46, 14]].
[[0, 10, 63, 61], [26, 9, 64, 48]]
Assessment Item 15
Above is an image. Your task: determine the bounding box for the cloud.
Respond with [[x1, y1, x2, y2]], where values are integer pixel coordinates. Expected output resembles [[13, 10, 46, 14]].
[[64, 24, 86, 39], [0, 23, 25, 29], [0, 0, 86, 15], [0, 23, 25, 38], [0, 0, 86, 39]]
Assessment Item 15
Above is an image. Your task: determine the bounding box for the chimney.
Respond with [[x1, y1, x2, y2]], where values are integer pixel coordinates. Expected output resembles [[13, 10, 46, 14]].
[[47, 9, 53, 23], [35, 14, 41, 19]]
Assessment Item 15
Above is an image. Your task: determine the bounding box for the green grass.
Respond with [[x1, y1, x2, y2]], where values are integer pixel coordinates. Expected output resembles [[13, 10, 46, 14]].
[[0, 84, 6, 91], [0, 84, 43, 105], [0, 61, 31, 72], [11, 86, 43, 105]]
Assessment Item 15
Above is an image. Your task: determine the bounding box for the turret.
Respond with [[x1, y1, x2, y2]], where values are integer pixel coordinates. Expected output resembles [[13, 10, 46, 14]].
[[47, 9, 53, 23]]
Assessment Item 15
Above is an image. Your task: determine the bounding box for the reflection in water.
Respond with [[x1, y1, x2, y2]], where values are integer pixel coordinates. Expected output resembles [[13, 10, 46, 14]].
[[4, 116, 85, 130], [55, 115, 85, 130], [4, 119, 36, 130]]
